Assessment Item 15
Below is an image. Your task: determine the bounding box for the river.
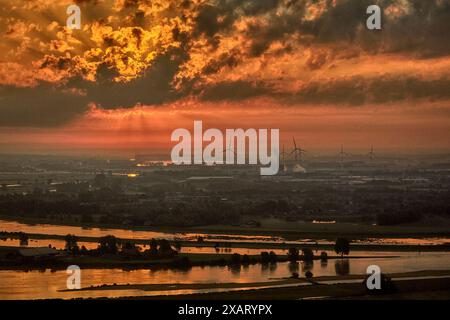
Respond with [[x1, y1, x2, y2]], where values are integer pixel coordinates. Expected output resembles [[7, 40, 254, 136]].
[[1, 219, 449, 299], [0, 251, 449, 299]]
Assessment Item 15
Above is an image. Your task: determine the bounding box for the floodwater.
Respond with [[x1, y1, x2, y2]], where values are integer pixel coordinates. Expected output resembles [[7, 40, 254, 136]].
[[1, 219, 449, 299], [0, 219, 281, 243], [1, 219, 449, 246], [0, 251, 449, 300]]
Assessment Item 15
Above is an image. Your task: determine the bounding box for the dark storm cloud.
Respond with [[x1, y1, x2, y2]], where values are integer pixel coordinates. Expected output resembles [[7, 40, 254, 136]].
[[286, 76, 450, 105], [0, 85, 89, 127], [84, 49, 189, 108], [194, 0, 281, 40], [0, 48, 190, 126], [200, 75, 450, 106], [323, 75, 449, 105], [200, 80, 272, 101]]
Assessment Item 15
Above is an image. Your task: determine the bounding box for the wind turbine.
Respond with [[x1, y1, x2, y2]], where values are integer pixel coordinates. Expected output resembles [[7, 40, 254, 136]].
[[291, 137, 307, 161], [279, 144, 290, 172], [338, 145, 349, 164], [280, 144, 290, 163], [367, 146, 375, 162], [222, 139, 236, 174]]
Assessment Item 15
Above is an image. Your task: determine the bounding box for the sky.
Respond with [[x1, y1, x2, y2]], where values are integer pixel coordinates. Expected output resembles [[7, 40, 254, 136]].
[[0, 0, 449, 157]]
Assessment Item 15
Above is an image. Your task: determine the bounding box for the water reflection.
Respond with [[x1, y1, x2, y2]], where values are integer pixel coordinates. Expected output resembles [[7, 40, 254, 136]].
[[288, 261, 299, 275], [0, 251, 449, 300], [0, 220, 280, 244], [269, 262, 277, 273], [229, 264, 241, 275], [2, 219, 449, 246], [301, 261, 314, 273], [335, 259, 350, 276]]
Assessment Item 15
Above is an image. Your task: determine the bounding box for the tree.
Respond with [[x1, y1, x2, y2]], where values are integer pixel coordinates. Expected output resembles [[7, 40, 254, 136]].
[[19, 232, 29, 245], [334, 238, 350, 257], [65, 234, 79, 252], [269, 251, 277, 262], [158, 239, 175, 256], [230, 253, 241, 265], [149, 238, 158, 255], [301, 248, 314, 261], [173, 241, 182, 251], [98, 235, 118, 254], [287, 247, 299, 261], [260, 251, 270, 263]]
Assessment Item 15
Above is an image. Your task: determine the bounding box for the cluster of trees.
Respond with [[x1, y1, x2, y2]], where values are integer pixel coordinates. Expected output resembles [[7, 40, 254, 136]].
[[286, 238, 350, 263], [260, 251, 277, 263], [0, 231, 29, 241], [287, 248, 315, 262], [358, 189, 450, 225], [0, 195, 101, 218], [63, 235, 178, 258], [0, 193, 241, 227], [334, 238, 350, 256]]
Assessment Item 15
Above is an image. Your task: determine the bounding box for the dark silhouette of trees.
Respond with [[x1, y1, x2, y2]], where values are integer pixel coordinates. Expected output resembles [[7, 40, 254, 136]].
[[230, 253, 241, 265], [260, 251, 270, 263], [301, 248, 314, 261], [65, 234, 79, 253], [149, 238, 158, 255], [269, 251, 277, 262], [287, 247, 299, 261], [334, 238, 350, 257], [158, 239, 175, 255], [173, 241, 182, 251], [98, 235, 119, 254], [261, 251, 277, 263], [120, 241, 141, 257], [242, 254, 250, 265], [18, 232, 29, 245]]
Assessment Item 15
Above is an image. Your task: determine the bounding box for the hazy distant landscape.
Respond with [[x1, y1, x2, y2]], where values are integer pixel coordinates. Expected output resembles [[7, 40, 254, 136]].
[[0, 153, 449, 300], [1, 153, 450, 228]]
